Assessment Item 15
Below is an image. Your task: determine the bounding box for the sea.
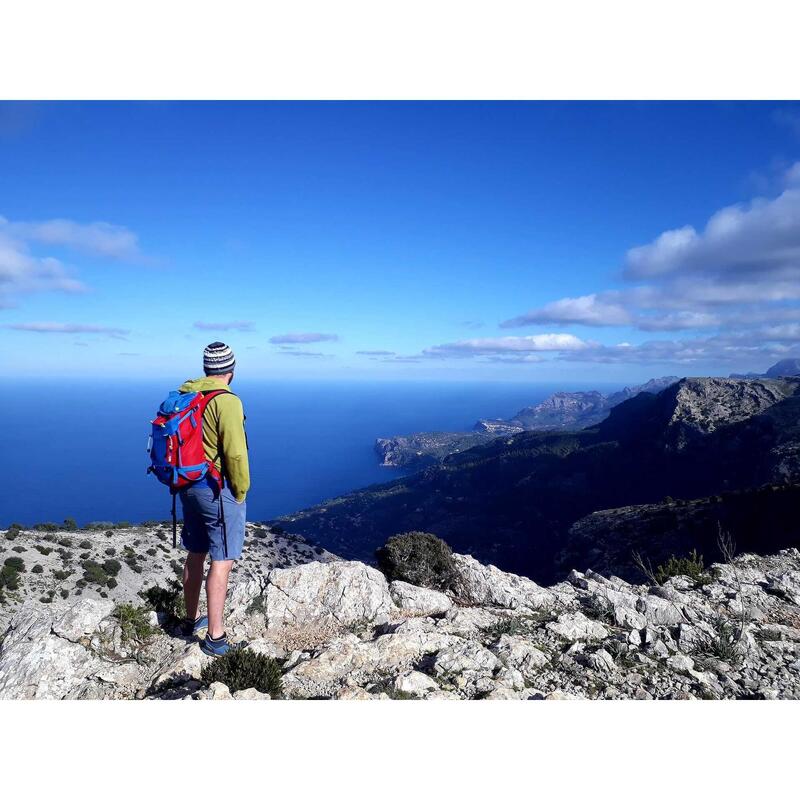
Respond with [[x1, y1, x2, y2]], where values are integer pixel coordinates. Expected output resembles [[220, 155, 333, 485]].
[[2, 379, 616, 527]]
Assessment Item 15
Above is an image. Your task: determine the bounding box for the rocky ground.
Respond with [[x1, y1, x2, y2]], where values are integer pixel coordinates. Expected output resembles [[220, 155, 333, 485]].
[[2, 522, 800, 700], [0, 522, 336, 633]]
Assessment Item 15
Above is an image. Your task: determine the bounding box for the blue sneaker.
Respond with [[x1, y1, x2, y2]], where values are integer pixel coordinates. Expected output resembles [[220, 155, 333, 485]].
[[181, 615, 208, 638], [201, 633, 248, 657]]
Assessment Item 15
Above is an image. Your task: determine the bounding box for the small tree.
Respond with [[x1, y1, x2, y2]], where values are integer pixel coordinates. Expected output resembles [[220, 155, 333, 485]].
[[375, 531, 457, 591]]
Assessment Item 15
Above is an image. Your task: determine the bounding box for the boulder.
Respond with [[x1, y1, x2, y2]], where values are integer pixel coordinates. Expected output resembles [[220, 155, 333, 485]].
[[451, 554, 554, 610], [52, 598, 115, 642], [394, 670, 439, 697], [389, 581, 453, 616], [490, 634, 549, 679], [433, 639, 500, 677], [547, 611, 609, 642], [265, 561, 396, 629]]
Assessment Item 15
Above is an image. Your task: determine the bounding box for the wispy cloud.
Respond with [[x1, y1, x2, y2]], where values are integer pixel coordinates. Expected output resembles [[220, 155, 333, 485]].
[[6, 322, 129, 339], [279, 350, 333, 358], [495, 162, 800, 366], [356, 349, 396, 356], [424, 333, 591, 358], [502, 293, 632, 328], [269, 332, 339, 344], [2, 217, 141, 260], [461, 320, 484, 330], [194, 321, 254, 332], [0, 213, 144, 307]]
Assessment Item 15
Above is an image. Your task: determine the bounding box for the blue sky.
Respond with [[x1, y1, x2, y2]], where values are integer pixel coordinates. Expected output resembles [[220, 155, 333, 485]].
[[2, 101, 800, 383]]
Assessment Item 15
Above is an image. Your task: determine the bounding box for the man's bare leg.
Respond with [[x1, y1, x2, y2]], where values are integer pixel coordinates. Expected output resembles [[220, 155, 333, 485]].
[[207, 559, 234, 639], [183, 551, 207, 621]]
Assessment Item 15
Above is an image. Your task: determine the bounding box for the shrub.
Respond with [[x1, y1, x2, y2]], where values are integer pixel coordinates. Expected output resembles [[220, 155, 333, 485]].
[[655, 549, 708, 585], [53, 569, 73, 580], [5, 530, 19, 541], [63, 518, 78, 530], [12, 546, 26, 553], [113, 603, 155, 643], [0, 565, 21, 591], [116, 521, 132, 529], [34, 545, 53, 556], [60, 589, 69, 599], [107, 577, 118, 589], [79, 540, 92, 550], [141, 579, 185, 620], [82, 560, 109, 586], [44, 533, 57, 543], [9, 522, 23, 532], [4, 556, 25, 573], [375, 532, 457, 591], [201, 649, 283, 697], [33, 522, 59, 532], [58, 537, 73, 548], [31, 564, 44, 574], [103, 558, 122, 577], [105, 547, 116, 556]]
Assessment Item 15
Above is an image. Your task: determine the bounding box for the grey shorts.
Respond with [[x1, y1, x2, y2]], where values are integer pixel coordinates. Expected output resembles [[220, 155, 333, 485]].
[[179, 480, 246, 561]]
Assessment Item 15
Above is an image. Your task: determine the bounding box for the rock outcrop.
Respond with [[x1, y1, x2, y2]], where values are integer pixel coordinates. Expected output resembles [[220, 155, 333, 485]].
[[280, 376, 800, 582], [3, 539, 800, 700], [374, 377, 678, 469]]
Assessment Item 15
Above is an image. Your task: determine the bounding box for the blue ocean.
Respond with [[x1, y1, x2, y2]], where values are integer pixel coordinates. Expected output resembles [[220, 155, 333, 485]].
[[2, 380, 613, 527]]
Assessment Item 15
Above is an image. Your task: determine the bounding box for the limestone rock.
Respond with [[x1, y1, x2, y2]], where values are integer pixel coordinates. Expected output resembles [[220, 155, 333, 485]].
[[490, 635, 549, 679], [394, 670, 439, 697], [389, 581, 452, 616], [547, 611, 608, 642], [451, 554, 554, 610], [265, 560, 396, 629]]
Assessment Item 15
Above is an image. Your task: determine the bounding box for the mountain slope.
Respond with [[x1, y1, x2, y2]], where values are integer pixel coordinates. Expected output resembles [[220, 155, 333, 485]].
[[280, 377, 800, 583], [375, 376, 678, 468]]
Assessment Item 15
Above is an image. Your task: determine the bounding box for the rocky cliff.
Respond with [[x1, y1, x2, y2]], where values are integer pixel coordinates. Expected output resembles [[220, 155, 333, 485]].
[[375, 376, 678, 469], [281, 377, 800, 582], [2, 520, 800, 700]]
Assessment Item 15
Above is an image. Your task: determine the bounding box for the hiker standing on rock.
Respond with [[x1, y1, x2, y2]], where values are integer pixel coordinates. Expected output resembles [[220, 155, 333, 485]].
[[148, 341, 250, 656]]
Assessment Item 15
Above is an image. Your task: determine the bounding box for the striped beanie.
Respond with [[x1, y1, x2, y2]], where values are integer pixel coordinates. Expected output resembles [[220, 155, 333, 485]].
[[203, 341, 236, 375]]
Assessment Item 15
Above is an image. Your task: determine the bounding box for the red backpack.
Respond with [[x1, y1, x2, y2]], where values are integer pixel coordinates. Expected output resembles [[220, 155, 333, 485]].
[[147, 388, 228, 546]]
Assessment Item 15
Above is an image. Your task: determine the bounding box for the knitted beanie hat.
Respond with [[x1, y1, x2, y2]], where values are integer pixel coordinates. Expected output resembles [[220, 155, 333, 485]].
[[203, 341, 236, 375]]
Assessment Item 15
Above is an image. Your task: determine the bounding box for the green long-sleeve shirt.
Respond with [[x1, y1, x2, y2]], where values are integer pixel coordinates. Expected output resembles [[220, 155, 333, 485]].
[[179, 377, 250, 502]]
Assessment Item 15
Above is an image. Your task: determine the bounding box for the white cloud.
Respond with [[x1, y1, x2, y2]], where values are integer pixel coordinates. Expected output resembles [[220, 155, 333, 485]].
[[6, 321, 129, 338], [624, 181, 800, 281], [2, 217, 141, 260], [424, 333, 591, 358], [502, 293, 632, 328], [194, 321, 254, 332], [497, 161, 800, 368], [269, 332, 339, 344], [0, 213, 143, 306]]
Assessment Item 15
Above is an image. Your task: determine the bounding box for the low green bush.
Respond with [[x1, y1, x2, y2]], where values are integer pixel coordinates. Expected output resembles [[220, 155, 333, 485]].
[[113, 603, 156, 643], [5, 530, 19, 541], [34, 545, 53, 556], [655, 549, 708, 585], [141, 579, 186, 620], [31, 564, 44, 574], [4, 556, 25, 573], [200, 649, 283, 697], [63, 518, 78, 531], [375, 531, 457, 591], [103, 558, 122, 577], [82, 560, 109, 586], [33, 522, 59, 532]]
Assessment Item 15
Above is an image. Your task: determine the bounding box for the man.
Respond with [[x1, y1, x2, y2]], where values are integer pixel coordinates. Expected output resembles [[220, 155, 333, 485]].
[[178, 341, 250, 656]]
